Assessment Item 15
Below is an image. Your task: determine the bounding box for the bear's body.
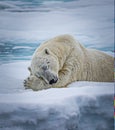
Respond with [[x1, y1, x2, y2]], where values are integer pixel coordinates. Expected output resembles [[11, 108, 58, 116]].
[[24, 35, 114, 91]]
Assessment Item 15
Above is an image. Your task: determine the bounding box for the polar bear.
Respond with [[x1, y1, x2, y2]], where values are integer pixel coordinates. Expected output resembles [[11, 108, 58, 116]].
[[24, 35, 114, 91]]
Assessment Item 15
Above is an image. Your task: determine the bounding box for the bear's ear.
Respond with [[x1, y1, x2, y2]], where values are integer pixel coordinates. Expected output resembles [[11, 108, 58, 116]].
[[28, 66, 31, 72], [28, 66, 31, 71], [44, 48, 50, 55], [28, 66, 32, 75]]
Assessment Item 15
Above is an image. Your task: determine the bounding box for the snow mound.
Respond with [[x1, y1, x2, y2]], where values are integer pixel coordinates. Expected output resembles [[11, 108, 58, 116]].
[[0, 83, 114, 130]]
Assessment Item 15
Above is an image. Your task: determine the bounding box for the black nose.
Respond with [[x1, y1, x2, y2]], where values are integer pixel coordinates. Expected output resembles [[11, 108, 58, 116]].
[[49, 78, 58, 85]]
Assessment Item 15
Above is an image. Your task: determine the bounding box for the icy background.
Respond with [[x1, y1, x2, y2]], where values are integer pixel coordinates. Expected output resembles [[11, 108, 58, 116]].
[[0, 0, 114, 130]]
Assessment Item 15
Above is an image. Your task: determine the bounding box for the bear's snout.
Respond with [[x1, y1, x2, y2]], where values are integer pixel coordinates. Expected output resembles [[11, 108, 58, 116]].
[[49, 77, 58, 85]]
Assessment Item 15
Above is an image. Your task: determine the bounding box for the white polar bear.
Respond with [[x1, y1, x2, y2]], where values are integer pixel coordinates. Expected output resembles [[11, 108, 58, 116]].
[[24, 35, 114, 91]]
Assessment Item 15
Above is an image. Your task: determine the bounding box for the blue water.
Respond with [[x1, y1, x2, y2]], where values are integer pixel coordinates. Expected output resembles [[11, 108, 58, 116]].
[[0, 41, 40, 63], [0, 0, 114, 64]]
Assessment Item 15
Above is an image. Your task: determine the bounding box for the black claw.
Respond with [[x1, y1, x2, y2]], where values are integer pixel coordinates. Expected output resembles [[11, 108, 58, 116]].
[[25, 87, 30, 90], [24, 86, 28, 89], [23, 81, 26, 84], [24, 84, 26, 86]]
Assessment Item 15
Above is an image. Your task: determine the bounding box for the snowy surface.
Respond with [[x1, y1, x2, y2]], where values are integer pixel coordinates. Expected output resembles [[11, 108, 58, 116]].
[[0, 61, 114, 130], [0, 0, 114, 129]]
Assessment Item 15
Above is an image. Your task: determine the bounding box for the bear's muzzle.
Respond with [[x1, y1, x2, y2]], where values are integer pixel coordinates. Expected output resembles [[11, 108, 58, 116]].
[[49, 77, 58, 85]]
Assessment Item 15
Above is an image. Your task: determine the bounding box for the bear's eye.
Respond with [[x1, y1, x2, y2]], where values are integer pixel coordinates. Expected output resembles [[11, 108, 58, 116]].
[[42, 65, 48, 70], [45, 48, 50, 55]]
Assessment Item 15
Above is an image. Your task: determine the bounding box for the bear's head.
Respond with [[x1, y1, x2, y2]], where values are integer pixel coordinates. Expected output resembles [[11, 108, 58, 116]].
[[30, 48, 59, 85]]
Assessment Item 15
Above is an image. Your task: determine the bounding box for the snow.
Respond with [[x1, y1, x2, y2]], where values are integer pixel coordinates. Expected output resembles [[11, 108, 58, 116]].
[[0, 0, 114, 129], [0, 61, 114, 130]]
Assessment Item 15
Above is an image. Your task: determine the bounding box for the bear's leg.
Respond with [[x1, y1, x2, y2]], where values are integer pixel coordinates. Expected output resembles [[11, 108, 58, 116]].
[[24, 75, 36, 89], [51, 68, 71, 88]]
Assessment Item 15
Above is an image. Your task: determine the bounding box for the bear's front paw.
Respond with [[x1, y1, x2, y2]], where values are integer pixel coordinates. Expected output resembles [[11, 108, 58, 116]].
[[24, 76, 34, 89], [24, 75, 50, 91]]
